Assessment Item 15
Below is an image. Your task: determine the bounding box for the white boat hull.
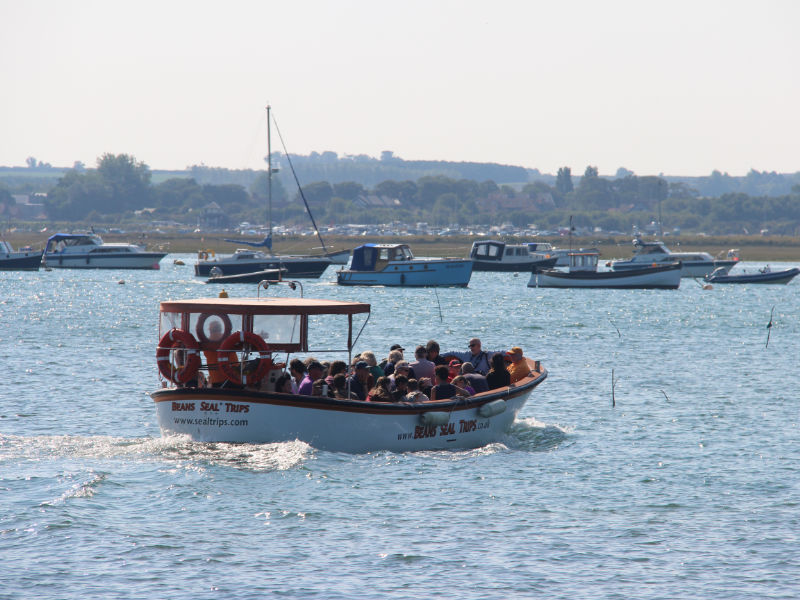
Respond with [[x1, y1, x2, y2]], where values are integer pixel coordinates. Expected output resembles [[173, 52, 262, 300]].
[[529, 264, 682, 289], [337, 258, 473, 287], [43, 252, 165, 269], [152, 371, 545, 452]]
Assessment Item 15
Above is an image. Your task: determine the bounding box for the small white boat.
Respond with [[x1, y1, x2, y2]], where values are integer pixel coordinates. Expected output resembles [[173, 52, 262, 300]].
[[529, 252, 682, 289], [337, 243, 473, 287], [150, 286, 546, 452], [43, 233, 166, 269], [704, 265, 800, 285], [609, 236, 738, 278], [0, 240, 43, 271]]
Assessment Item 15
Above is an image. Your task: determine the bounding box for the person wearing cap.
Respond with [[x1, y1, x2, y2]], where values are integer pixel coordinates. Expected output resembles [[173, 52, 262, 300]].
[[441, 338, 496, 376], [347, 360, 371, 401], [409, 345, 435, 383], [388, 360, 416, 392], [506, 346, 532, 384], [298, 360, 324, 395], [380, 344, 405, 375]]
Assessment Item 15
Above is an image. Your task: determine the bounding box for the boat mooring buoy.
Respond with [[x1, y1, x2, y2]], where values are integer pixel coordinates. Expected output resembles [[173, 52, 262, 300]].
[[703, 284, 713, 290], [218, 289, 229, 298], [118, 279, 125, 285]]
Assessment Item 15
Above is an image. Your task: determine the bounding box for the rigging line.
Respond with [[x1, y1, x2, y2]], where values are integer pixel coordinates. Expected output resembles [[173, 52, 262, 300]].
[[269, 111, 328, 254], [433, 288, 443, 322]]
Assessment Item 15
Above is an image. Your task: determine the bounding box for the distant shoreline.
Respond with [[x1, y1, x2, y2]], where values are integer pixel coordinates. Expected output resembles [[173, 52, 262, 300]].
[[4, 231, 800, 262]]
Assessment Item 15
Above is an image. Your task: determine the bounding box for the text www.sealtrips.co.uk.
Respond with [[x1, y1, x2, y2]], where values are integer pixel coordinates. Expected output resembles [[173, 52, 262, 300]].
[[173, 417, 249, 427]]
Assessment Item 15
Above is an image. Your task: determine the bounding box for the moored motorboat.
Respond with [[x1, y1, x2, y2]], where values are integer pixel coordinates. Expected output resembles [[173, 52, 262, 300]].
[[0, 240, 43, 271], [42, 233, 166, 269], [609, 236, 738, 278], [469, 240, 559, 272], [150, 287, 546, 452], [337, 243, 473, 287], [529, 252, 682, 289], [704, 265, 800, 285]]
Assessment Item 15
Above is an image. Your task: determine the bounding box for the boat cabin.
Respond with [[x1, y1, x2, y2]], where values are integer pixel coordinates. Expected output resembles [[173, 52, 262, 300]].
[[157, 296, 370, 389], [470, 240, 552, 262], [567, 252, 599, 272], [349, 244, 414, 272]]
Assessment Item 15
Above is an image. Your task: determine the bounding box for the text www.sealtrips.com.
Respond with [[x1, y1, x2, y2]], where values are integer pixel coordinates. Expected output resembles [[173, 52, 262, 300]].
[[173, 417, 249, 427]]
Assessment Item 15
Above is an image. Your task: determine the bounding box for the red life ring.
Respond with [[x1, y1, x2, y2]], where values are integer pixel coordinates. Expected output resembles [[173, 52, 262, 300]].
[[195, 312, 232, 344], [217, 331, 271, 386], [156, 329, 201, 384]]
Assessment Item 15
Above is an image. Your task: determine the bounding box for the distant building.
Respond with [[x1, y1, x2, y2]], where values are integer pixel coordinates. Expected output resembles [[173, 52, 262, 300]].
[[198, 201, 230, 229], [2, 194, 47, 220], [354, 194, 401, 209]]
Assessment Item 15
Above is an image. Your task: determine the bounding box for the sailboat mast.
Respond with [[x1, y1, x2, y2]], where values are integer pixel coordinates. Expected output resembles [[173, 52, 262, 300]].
[[266, 104, 273, 243]]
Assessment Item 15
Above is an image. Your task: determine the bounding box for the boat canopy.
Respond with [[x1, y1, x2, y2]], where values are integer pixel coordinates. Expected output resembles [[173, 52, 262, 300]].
[[159, 297, 370, 353], [470, 240, 505, 260], [45, 233, 102, 249], [349, 244, 413, 271]]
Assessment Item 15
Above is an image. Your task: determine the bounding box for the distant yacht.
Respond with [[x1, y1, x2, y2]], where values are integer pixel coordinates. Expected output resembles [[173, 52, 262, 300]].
[[609, 236, 739, 278], [0, 240, 43, 271], [43, 233, 166, 269]]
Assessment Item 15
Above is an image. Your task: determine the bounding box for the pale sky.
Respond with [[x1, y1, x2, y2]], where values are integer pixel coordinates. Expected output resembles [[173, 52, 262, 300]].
[[2, 0, 798, 177]]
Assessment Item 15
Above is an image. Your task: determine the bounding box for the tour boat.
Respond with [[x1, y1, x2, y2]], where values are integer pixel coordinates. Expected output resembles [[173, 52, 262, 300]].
[[0, 240, 43, 271], [43, 233, 166, 269], [469, 240, 559, 272], [336, 243, 473, 287], [609, 236, 738, 278], [529, 252, 682, 289], [150, 286, 546, 452], [704, 265, 800, 285]]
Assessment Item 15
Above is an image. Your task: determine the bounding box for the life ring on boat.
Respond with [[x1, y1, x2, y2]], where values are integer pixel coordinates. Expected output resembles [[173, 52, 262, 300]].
[[156, 328, 201, 384], [217, 331, 271, 386], [195, 312, 232, 344]]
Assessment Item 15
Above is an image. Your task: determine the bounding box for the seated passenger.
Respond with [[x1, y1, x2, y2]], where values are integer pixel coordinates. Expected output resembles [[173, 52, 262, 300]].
[[409, 345, 435, 383], [332, 373, 359, 400], [450, 375, 474, 396], [361, 351, 385, 382], [311, 378, 333, 397], [429, 365, 459, 401], [441, 338, 498, 375], [366, 376, 393, 402], [325, 360, 348, 387], [298, 361, 324, 395], [486, 353, 511, 390], [404, 378, 429, 403], [460, 362, 489, 393], [289, 358, 306, 394], [391, 374, 409, 401], [506, 346, 532, 384], [426, 340, 448, 366], [346, 360, 371, 401], [380, 345, 405, 375], [274, 372, 294, 394]]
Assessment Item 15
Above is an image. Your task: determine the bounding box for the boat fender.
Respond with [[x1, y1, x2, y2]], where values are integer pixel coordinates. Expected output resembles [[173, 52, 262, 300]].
[[156, 329, 201, 384], [478, 399, 507, 418], [217, 331, 271, 386], [419, 411, 450, 426]]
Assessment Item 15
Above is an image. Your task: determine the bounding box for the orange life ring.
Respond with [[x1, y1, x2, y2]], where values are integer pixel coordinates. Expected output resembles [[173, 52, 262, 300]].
[[157, 329, 201, 384], [217, 331, 271, 386]]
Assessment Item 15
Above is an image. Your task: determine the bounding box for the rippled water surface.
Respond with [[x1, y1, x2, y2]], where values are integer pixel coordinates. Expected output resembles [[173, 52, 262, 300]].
[[2, 257, 799, 599]]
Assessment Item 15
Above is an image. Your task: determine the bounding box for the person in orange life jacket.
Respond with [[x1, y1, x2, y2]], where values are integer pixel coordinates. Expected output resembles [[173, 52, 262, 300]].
[[506, 346, 532, 384]]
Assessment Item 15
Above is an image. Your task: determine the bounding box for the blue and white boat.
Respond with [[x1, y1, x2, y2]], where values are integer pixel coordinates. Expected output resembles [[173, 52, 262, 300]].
[[337, 243, 473, 287], [43, 233, 166, 269]]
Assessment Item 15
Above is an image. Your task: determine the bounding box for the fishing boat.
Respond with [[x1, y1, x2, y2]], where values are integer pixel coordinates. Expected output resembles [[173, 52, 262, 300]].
[[704, 265, 800, 285], [609, 236, 738, 278], [529, 252, 682, 289], [337, 243, 473, 287], [150, 285, 547, 452], [195, 105, 344, 278], [469, 240, 560, 272], [0, 240, 43, 271], [43, 233, 166, 269]]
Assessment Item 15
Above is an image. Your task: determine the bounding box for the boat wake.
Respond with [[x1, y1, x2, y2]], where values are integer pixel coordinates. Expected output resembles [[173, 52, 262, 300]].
[[0, 433, 312, 472], [502, 417, 572, 452]]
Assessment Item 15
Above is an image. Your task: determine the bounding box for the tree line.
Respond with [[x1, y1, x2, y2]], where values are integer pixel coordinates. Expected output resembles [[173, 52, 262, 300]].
[[3, 154, 800, 236]]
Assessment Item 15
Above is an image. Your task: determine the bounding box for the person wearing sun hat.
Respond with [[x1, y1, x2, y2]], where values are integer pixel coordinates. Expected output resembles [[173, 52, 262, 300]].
[[505, 346, 532, 384]]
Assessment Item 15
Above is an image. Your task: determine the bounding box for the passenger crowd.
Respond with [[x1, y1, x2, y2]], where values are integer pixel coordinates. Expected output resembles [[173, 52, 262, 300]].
[[263, 338, 535, 403]]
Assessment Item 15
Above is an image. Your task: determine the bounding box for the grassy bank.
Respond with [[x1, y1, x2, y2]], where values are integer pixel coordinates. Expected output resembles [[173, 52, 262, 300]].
[[4, 231, 800, 261]]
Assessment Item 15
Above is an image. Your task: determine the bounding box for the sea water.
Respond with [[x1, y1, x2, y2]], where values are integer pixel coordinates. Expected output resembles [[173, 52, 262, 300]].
[[1, 258, 798, 599]]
